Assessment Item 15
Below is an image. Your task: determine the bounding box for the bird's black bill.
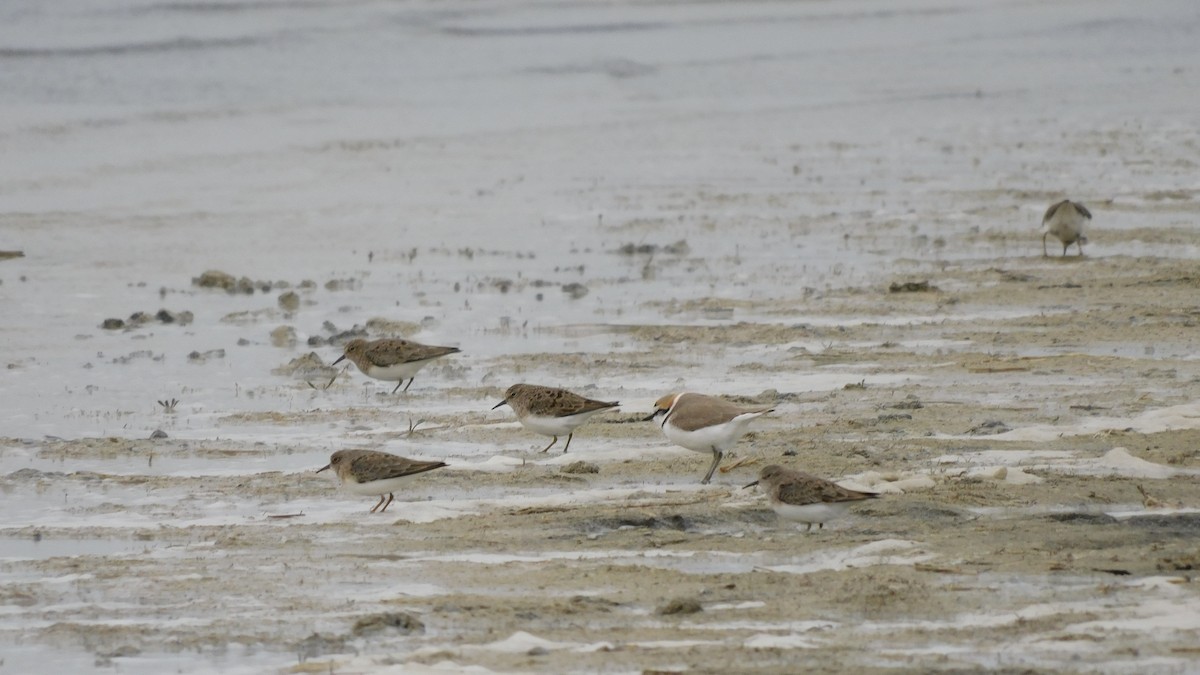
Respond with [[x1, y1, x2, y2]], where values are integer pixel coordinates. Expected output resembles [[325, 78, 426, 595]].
[[316, 464, 331, 473], [491, 400, 508, 410], [332, 354, 347, 366], [742, 480, 759, 490], [641, 411, 660, 422]]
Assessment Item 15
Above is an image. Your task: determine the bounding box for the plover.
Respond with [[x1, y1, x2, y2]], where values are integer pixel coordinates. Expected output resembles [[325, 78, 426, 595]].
[[492, 383, 619, 453], [333, 338, 460, 393], [744, 464, 878, 531], [1042, 199, 1091, 257], [316, 449, 447, 513], [644, 392, 775, 484]]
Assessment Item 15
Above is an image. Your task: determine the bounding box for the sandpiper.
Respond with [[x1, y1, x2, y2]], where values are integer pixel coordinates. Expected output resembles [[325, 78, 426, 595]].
[[316, 449, 447, 513], [492, 383, 619, 453], [644, 392, 775, 484], [333, 338, 460, 393], [1042, 199, 1091, 257], [744, 464, 878, 531]]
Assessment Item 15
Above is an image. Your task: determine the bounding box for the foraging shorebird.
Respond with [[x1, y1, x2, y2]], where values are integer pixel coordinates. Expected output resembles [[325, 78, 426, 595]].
[[333, 338, 460, 393], [744, 464, 878, 531], [316, 449, 447, 513], [492, 383, 619, 453], [1042, 199, 1091, 257], [645, 392, 775, 484]]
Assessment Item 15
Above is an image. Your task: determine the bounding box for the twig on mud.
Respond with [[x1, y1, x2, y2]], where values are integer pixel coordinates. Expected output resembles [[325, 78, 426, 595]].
[[719, 456, 760, 474], [1136, 484, 1172, 508], [406, 417, 427, 437], [307, 366, 345, 390]]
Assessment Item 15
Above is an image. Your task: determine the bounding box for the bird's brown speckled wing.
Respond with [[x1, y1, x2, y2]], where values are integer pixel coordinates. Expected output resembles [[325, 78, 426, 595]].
[[776, 472, 877, 506], [523, 386, 619, 417], [1043, 200, 1069, 223], [348, 451, 447, 482], [363, 339, 459, 367]]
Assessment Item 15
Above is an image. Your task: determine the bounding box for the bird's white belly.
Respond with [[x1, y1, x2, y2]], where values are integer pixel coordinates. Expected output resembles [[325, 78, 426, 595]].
[[362, 360, 430, 381], [519, 411, 602, 436], [1044, 211, 1085, 243], [342, 476, 412, 496], [773, 502, 849, 525], [662, 418, 753, 453]]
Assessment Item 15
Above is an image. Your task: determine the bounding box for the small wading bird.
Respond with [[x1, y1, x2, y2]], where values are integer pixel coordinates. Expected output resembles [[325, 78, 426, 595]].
[[1042, 199, 1091, 257], [744, 464, 879, 531], [645, 392, 775, 484], [492, 383, 619, 453], [316, 449, 447, 513], [333, 338, 460, 393]]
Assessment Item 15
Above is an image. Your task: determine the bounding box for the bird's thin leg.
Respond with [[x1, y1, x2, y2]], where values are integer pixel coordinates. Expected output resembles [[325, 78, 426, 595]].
[[378, 493, 395, 513], [391, 381, 403, 394], [402, 378, 414, 393], [370, 495, 387, 513], [1062, 242, 1069, 257], [540, 436, 559, 453], [701, 448, 723, 484], [1042, 233, 1049, 257], [562, 433, 574, 453], [1077, 241, 1085, 256]]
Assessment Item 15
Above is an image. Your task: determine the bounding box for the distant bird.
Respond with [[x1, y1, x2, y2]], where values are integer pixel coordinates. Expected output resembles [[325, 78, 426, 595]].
[[492, 383, 619, 453], [333, 338, 460, 393], [1042, 199, 1091, 257], [316, 449, 447, 513], [744, 464, 878, 531], [645, 392, 775, 484]]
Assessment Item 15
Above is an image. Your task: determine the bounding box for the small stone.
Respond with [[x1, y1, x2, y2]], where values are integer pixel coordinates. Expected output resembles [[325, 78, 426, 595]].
[[967, 420, 1010, 435], [272, 352, 336, 379], [889, 280, 933, 293], [562, 282, 589, 299], [351, 612, 424, 636], [101, 318, 125, 330], [278, 291, 300, 311], [193, 269, 236, 290], [325, 278, 361, 292], [270, 325, 297, 348], [187, 349, 226, 363], [561, 461, 599, 475], [149, 430, 168, 439], [657, 597, 703, 615]]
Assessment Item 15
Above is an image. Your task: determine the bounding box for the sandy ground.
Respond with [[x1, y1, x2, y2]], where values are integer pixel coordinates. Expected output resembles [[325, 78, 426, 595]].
[[5, 251, 1200, 674]]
